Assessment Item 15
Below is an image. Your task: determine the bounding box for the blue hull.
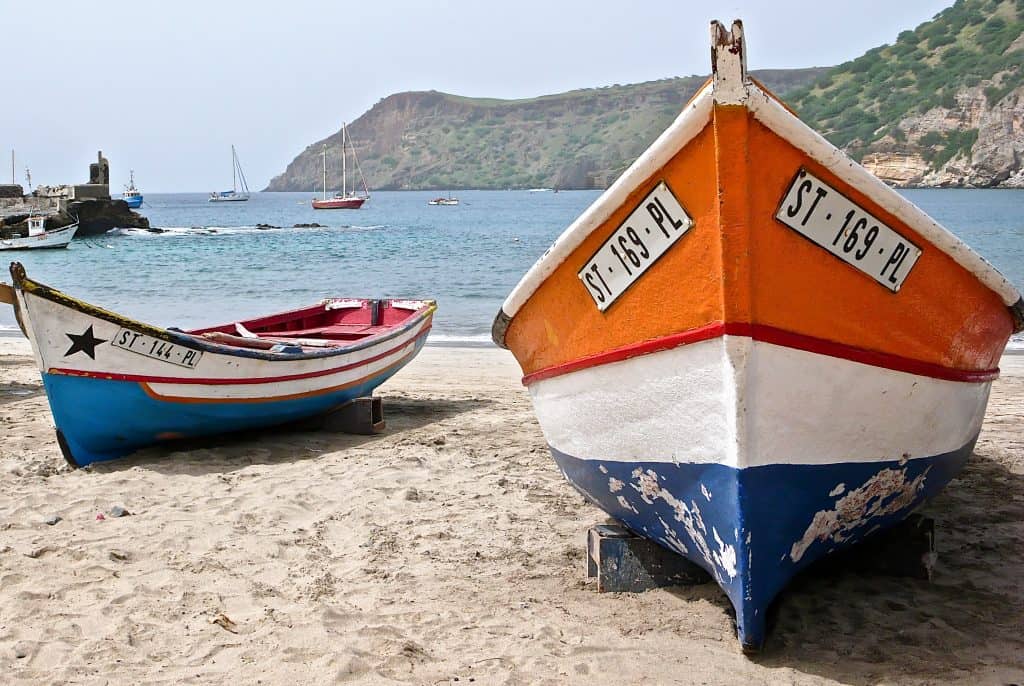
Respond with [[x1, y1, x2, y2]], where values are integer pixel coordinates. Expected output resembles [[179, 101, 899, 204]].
[[122, 195, 143, 208], [42, 337, 425, 466], [552, 441, 974, 650]]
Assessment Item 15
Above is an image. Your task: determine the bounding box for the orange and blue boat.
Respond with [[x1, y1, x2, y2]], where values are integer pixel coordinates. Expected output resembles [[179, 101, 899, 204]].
[[492, 21, 1023, 651]]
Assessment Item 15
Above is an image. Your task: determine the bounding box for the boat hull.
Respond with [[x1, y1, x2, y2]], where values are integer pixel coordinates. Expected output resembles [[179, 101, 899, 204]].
[[526, 333, 990, 648], [122, 195, 143, 208], [493, 21, 1021, 651], [312, 197, 366, 210], [209, 192, 249, 202], [0, 224, 78, 250], [42, 334, 426, 465], [11, 265, 433, 466]]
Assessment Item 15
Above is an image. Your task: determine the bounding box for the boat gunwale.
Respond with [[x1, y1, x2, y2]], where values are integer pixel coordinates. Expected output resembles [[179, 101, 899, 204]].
[[9, 262, 436, 362]]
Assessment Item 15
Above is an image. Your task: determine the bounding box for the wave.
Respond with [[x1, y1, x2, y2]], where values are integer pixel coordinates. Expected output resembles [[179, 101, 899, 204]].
[[426, 332, 496, 347], [108, 224, 390, 238], [1008, 332, 1024, 351]]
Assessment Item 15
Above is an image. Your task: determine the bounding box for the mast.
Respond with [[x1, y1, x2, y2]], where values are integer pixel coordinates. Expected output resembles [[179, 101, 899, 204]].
[[231, 145, 237, 193], [342, 122, 347, 198], [321, 145, 327, 200], [10, 150, 14, 185]]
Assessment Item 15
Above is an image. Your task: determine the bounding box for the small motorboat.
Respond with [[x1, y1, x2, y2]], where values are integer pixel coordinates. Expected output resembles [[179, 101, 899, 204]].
[[0, 216, 78, 250], [122, 170, 143, 208], [2, 262, 435, 466], [492, 20, 1023, 651], [427, 195, 458, 206]]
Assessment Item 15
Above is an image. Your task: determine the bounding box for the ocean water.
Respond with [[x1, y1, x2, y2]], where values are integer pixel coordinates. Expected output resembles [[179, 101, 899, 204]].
[[0, 189, 1021, 348]]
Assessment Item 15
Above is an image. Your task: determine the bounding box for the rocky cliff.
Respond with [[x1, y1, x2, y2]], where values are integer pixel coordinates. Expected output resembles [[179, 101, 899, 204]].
[[265, 69, 826, 192], [791, 0, 1023, 188]]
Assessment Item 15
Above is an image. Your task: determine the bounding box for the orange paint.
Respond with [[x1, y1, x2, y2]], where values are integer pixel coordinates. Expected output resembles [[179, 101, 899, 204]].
[[504, 104, 1013, 376]]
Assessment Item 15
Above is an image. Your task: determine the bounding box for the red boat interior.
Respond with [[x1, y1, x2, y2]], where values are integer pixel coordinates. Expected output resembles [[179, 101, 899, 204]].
[[185, 299, 429, 351]]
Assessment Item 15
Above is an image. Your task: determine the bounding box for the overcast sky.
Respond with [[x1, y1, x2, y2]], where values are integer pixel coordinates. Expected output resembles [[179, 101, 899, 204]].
[[1, 0, 952, 192]]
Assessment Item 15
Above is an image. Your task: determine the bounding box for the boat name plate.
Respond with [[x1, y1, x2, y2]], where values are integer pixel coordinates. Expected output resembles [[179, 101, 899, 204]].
[[578, 181, 693, 311], [775, 169, 922, 292], [112, 329, 203, 369]]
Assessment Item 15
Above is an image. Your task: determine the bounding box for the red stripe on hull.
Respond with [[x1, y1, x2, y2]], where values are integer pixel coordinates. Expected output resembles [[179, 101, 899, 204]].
[[49, 326, 431, 386], [521, 322, 1000, 386]]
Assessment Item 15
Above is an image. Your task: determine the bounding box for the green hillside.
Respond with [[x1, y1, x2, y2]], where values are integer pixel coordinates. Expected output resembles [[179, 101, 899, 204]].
[[266, 69, 826, 191], [789, 0, 1023, 163]]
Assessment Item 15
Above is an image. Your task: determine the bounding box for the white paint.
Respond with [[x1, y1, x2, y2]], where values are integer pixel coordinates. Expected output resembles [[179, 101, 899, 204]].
[[710, 20, 747, 105], [789, 466, 932, 562], [498, 85, 714, 320], [616, 495, 639, 514], [608, 477, 624, 493], [775, 169, 922, 292], [828, 483, 846, 497], [629, 467, 736, 582], [577, 181, 693, 311], [529, 335, 990, 468], [701, 483, 712, 501]]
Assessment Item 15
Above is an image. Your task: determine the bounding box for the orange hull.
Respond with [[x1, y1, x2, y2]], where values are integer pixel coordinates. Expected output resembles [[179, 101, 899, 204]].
[[499, 81, 1019, 379]]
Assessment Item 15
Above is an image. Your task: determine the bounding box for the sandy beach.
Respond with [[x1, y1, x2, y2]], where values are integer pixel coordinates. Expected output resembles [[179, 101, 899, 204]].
[[1, 338, 1022, 685]]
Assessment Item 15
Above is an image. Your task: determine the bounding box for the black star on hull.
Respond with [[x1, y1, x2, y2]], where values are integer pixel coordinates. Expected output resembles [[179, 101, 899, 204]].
[[65, 325, 107, 360]]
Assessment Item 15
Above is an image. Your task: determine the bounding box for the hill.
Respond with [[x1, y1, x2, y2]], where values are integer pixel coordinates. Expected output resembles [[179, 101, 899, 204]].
[[264, 69, 826, 192], [789, 0, 1024, 186]]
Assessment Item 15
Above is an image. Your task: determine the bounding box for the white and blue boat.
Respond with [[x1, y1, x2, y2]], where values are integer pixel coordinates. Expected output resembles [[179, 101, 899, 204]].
[[209, 145, 250, 202], [122, 170, 143, 208], [2, 262, 435, 466]]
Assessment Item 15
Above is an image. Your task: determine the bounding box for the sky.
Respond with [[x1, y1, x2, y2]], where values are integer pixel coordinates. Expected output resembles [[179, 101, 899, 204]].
[[1, 0, 953, 193]]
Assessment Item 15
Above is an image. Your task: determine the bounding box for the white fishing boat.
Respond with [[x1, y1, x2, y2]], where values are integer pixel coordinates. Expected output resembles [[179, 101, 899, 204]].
[[0, 216, 78, 250], [209, 145, 250, 202]]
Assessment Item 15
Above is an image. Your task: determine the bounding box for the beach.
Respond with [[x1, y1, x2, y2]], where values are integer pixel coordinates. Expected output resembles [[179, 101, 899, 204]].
[[1, 339, 1022, 685]]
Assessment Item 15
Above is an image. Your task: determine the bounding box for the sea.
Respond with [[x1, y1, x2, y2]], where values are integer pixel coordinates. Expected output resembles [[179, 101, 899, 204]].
[[1, 189, 1022, 349]]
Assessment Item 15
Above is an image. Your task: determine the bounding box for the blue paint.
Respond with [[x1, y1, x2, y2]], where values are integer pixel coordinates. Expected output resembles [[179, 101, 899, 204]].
[[43, 336, 426, 466], [122, 195, 143, 209], [551, 440, 974, 650]]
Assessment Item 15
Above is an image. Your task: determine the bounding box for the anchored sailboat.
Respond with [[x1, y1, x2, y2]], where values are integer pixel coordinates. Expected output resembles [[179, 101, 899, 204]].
[[209, 145, 250, 202], [312, 123, 369, 210]]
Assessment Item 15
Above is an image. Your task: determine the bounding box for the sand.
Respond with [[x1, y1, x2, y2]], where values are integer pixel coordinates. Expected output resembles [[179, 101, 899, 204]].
[[0, 339, 1022, 685]]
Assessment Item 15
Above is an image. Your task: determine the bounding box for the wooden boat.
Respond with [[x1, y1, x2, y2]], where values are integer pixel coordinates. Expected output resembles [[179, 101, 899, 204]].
[[491, 21, 1023, 651], [312, 123, 369, 210], [209, 145, 250, 202], [0, 217, 78, 250], [1, 262, 434, 467]]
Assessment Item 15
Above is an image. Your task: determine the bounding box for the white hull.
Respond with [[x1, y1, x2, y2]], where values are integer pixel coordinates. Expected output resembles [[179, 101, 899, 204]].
[[528, 336, 990, 470], [0, 223, 78, 250]]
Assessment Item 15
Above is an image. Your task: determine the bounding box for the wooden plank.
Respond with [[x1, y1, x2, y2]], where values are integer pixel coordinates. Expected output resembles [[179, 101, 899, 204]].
[[0, 283, 14, 305], [587, 524, 710, 593]]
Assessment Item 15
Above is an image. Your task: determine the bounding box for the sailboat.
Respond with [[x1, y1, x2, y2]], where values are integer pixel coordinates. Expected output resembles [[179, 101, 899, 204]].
[[312, 123, 369, 210], [209, 145, 250, 202]]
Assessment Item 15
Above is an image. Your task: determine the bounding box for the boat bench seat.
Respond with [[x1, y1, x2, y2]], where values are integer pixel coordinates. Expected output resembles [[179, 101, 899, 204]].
[[257, 324, 393, 339]]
